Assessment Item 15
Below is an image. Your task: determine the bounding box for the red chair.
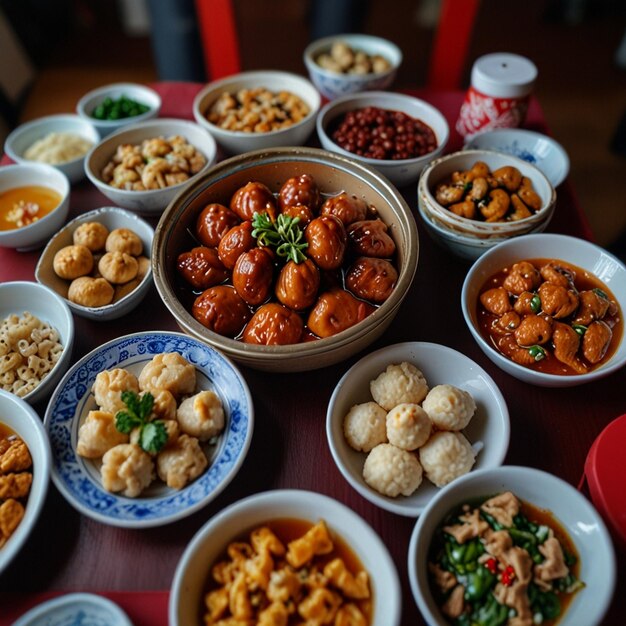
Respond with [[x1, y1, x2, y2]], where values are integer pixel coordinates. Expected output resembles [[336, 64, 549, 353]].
[[194, 0, 479, 88], [194, 0, 241, 80], [427, 0, 481, 89]]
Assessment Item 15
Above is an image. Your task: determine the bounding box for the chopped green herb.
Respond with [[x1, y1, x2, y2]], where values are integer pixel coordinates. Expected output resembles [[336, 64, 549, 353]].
[[252, 211, 308, 263], [593, 287, 608, 300], [115, 390, 167, 454]]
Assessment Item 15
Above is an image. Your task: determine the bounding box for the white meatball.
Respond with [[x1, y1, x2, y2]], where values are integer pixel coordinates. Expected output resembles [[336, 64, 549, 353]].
[[362, 443, 422, 497], [369, 362, 429, 411], [142, 389, 177, 421], [343, 402, 387, 452], [156, 434, 208, 489], [76, 410, 129, 458], [419, 432, 476, 488], [138, 352, 196, 398], [176, 390, 225, 441], [386, 403, 432, 451], [101, 443, 155, 497], [422, 384, 476, 431], [92, 368, 139, 414]]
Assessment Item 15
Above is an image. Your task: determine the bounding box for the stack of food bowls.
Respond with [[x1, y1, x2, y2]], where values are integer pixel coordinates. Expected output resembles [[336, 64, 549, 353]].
[[317, 91, 449, 187], [153, 147, 418, 372], [192, 70, 321, 155], [418, 150, 556, 260], [303, 33, 402, 100]]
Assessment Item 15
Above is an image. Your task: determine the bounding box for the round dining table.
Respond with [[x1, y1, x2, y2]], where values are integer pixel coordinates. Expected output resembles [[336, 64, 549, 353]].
[[0, 83, 623, 626]]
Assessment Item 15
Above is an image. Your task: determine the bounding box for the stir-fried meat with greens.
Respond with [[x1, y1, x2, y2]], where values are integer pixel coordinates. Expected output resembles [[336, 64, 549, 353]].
[[428, 492, 584, 626]]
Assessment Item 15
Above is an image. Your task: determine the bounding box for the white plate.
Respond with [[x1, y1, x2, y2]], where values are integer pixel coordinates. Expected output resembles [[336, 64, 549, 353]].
[[326, 342, 510, 517], [44, 331, 254, 528], [13, 592, 133, 626]]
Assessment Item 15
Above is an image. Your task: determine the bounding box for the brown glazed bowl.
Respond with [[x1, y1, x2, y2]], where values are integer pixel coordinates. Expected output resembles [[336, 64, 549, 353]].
[[153, 147, 419, 372]]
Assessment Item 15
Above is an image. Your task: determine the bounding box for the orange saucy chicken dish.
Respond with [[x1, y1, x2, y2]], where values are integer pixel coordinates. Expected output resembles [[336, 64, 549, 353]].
[[203, 519, 371, 625], [478, 258, 622, 375]]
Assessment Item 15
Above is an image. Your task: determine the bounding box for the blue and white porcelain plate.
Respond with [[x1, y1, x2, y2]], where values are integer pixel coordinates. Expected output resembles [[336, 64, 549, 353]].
[[13, 593, 133, 626], [465, 128, 570, 187], [44, 332, 254, 528]]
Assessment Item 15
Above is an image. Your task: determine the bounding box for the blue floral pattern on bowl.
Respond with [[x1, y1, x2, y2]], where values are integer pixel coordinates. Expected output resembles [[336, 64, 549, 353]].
[[44, 332, 253, 528]]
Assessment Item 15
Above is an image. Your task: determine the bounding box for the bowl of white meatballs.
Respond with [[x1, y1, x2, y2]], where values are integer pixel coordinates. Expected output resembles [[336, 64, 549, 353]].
[[326, 342, 510, 517]]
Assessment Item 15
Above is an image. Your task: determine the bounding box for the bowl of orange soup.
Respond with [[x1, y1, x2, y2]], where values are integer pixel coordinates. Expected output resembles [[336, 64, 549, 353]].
[[0, 164, 70, 250]]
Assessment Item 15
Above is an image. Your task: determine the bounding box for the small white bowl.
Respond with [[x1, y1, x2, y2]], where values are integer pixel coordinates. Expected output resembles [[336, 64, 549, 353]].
[[465, 128, 570, 187], [192, 70, 321, 155], [35, 206, 154, 320], [84, 118, 217, 215], [418, 149, 556, 238], [326, 342, 510, 517], [418, 194, 550, 261], [0, 390, 51, 574], [169, 489, 401, 626], [317, 91, 449, 187], [76, 82, 161, 137], [461, 233, 626, 387], [408, 466, 616, 626], [5, 114, 100, 184], [12, 593, 133, 626], [303, 33, 402, 100], [0, 164, 70, 251], [0, 281, 74, 405]]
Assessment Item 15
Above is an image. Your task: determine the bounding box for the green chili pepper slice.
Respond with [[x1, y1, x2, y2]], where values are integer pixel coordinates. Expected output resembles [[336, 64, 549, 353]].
[[528, 345, 546, 361]]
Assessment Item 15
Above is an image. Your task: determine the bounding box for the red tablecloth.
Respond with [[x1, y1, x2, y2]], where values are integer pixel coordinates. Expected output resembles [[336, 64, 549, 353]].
[[0, 83, 621, 626]]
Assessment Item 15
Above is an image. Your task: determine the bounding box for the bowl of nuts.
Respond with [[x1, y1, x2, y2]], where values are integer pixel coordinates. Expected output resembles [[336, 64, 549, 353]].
[[84, 118, 217, 215], [152, 146, 418, 372], [303, 34, 402, 100], [317, 91, 449, 187], [192, 71, 321, 156]]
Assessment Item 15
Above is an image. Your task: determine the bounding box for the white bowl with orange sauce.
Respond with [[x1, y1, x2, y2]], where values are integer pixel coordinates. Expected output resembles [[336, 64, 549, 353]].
[[461, 233, 626, 387], [0, 164, 70, 251], [169, 489, 401, 626]]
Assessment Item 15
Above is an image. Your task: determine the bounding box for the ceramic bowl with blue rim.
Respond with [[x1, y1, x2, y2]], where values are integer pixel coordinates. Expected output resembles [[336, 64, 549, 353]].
[[44, 331, 254, 528], [465, 128, 570, 187], [13, 593, 133, 626]]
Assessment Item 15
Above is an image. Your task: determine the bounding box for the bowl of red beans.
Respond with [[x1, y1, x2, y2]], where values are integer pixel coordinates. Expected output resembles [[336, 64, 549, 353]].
[[152, 147, 418, 372], [317, 91, 449, 188]]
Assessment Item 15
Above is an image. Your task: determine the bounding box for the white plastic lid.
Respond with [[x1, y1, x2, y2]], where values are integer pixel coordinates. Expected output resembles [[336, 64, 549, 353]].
[[471, 53, 538, 98]]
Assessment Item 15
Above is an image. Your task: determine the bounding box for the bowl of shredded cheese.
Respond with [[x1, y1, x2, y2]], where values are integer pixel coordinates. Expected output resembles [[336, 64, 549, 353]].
[[4, 114, 100, 184]]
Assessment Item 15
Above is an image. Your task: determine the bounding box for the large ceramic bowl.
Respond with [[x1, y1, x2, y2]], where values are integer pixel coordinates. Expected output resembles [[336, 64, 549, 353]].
[[76, 82, 161, 137], [317, 91, 449, 187], [0, 164, 70, 251], [418, 149, 556, 239], [152, 147, 419, 372], [408, 466, 616, 626], [35, 206, 154, 320], [0, 281, 74, 405], [84, 118, 217, 215], [0, 390, 51, 575], [44, 331, 254, 528], [461, 233, 626, 387], [465, 128, 570, 187], [192, 71, 321, 155], [326, 342, 510, 517], [170, 489, 402, 626], [4, 114, 100, 184], [303, 33, 402, 100]]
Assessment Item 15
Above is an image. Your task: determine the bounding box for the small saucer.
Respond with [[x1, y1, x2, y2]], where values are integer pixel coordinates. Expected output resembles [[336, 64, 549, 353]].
[[13, 593, 133, 626]]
